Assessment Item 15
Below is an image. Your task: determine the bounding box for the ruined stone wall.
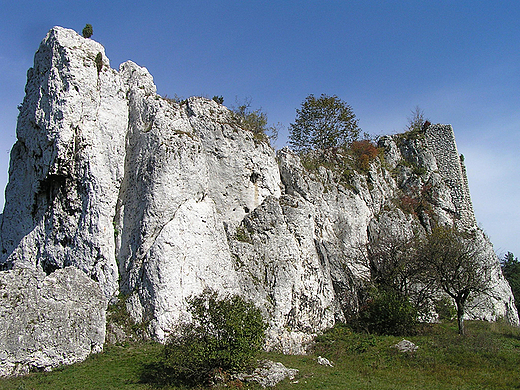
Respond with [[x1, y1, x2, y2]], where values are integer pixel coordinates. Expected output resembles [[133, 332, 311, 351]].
[[425, 124, 476, 227]]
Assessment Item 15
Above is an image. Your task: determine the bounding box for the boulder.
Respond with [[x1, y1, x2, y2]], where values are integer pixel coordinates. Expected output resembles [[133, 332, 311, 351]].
[[0, 267, 106, 376], [237, 360, 299, 388], [394, 339, 419, 353]]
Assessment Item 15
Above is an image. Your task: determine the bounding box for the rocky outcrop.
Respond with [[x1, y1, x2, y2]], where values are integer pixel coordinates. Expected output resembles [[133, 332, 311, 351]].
[[0, 267, 106, 376], [0, 27, 129, 298], [0, 26, 517, 372], [230, 130, 518, 350], [115, 93, 281, 340]]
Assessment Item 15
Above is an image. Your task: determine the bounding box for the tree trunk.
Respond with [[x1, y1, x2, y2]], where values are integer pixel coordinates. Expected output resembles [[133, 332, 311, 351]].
[[456, 300, 465, 335]]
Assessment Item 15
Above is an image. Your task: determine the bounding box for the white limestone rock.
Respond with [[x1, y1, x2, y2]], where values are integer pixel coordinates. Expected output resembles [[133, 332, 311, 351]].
[[237, 360, 299, 388], [0, 267, 106, 377], [0, 26, 517, 371], [394, 339, 418, 353], [317, 356, 335, 367], [114, 92, 281, 340], [0, 27, 130, 298]]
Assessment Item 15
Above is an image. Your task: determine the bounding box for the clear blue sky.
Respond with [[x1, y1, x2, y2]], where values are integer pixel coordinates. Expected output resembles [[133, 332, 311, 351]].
[[1, 1, 519, 258]]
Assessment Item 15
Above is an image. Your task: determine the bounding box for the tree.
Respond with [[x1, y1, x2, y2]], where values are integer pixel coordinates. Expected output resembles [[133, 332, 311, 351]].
[[406, 106, 429, 132], [82, 24, 93, 38], [155, 289, 267, 387], [232, 97, 280, 145], [421, 226, 493, 335], [365, 231, 434, 314], [501, 252, 520, 312], [288, 94, 360, 152], [356, 230, 434, 334]]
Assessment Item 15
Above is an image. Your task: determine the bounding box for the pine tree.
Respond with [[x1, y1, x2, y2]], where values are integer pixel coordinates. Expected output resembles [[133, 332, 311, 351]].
[[82, 24, 93, 38]]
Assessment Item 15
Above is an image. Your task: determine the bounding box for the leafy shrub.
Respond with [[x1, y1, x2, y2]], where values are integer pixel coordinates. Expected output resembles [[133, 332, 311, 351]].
[[82, 24, 93, 38], [232, 98, 279, 144], [212, 95, 224, 104], [355, 289, 418, 336], [435, 297, 457, 322], [350, 140, 380, 171], [95, 52, 103, 73], [397, 184, 434, 217], [234, 225, 252, 243], [157, 289, 267, 387], [106, 294, 150, 344]]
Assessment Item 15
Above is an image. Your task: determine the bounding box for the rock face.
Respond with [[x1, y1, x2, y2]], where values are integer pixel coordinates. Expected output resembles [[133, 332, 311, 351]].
[[0, 26, 517, 371], [114, 91, 281, 340], [0, 267, 106, 376], [0, 27, 128, 298]]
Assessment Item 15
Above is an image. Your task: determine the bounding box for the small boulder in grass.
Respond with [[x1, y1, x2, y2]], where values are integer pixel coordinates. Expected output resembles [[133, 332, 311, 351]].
[[394, 339, 418, 353], [317, 356, 334, 367], [236, 360, 299, 388]]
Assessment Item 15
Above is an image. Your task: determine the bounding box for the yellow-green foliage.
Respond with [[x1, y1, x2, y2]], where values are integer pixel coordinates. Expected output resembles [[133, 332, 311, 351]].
[[231, 99, 279, 145]]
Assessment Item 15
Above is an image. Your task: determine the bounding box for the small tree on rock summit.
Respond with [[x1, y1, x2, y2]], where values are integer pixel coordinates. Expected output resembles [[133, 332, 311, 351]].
[[288, 94, 360, 153], [82, 24, 93, 38]]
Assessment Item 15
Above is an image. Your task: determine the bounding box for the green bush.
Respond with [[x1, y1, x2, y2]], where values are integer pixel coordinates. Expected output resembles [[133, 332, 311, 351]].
[[95, 52, 103, 73], [501, 252, 520, 312], [82, 24, 93, 38], [435, 297, 457, 322], [232, 98, 280, 144], [212, 95, 224, 104], [157, 289, 267, 387], [356, 288, 418, 336]]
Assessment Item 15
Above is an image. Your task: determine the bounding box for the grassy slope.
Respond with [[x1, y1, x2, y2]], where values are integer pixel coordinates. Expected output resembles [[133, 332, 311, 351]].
[[2, 321, 520, 390]]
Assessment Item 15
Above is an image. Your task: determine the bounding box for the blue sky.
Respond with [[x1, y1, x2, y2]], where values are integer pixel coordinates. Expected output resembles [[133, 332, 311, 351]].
[[1, 1, 519, 257]]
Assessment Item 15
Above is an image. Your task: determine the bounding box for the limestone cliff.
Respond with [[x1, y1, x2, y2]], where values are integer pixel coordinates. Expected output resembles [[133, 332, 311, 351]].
[[0, 27, 517, 371]]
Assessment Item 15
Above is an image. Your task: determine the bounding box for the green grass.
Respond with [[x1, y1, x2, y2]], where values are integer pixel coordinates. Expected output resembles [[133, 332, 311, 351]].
[[272, 321, 520, 390], [0, 343, 163, 390], [2, 321, 520, 389]]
